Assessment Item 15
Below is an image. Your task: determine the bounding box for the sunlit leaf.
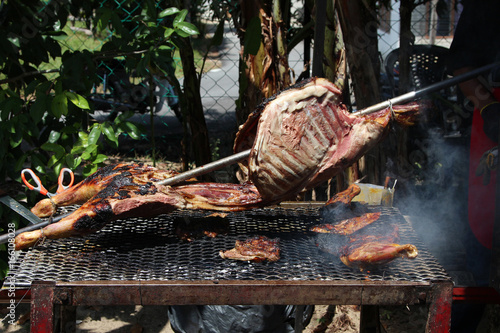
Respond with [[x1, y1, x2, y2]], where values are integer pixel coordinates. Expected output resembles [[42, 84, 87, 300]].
[[176, 22, 199, 37], [159, 7, 180, 18], [48, 130, 61, 143], [65, 91, 90, 109], [88, 125, 102, 146]]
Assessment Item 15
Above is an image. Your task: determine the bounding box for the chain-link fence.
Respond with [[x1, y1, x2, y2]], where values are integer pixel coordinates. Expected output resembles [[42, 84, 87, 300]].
[[52, 1, 460, 168]]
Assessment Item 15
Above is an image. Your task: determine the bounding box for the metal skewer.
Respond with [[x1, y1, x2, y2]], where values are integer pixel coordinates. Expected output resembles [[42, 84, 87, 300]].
[[158, 61, 500, 187]]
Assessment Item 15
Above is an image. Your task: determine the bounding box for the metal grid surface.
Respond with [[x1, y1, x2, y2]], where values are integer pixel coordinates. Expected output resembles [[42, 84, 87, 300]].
[[5, 206, 450, 288]]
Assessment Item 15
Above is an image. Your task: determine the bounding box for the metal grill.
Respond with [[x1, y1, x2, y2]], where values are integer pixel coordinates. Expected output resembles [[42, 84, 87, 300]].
[[6, 206, 450, 288]]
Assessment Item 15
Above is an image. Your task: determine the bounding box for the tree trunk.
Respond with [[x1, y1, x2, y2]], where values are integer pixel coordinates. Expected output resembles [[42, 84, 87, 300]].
[[177, 37, 212, 176], [336, 0, 381, 185], [399, 0, 415, 94], [336, 0, 380, 109]]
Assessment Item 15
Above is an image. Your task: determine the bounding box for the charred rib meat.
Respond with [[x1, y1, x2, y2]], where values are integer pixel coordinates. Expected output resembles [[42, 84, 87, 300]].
[[235, 77, 419, 203]]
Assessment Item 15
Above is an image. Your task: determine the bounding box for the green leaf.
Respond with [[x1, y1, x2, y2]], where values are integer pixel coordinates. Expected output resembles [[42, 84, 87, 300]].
[[210, 19, 225, 47], [97, 8, 112, 32], [47, 154, 62, 168], [30, 96, 47, 124], [41, 142, 65, 158], [14, 154, 27, 172], [121, 122, 141, 140], [164, 27, 175, 39], [83, 163, 99, 177], [159, 7, 180, 18], [1, 98, 22, 120], [101, 124, 118, 147], [51, 93, 68, 118], [10, 130, 23, 148], [65, 91, 90, 109], [30, 153, 46, 174], [70, 144, 85, 155], [48, 130, 61, 143], [88, 125, 102, 146], [78, 131, 89, 142], [175, 22, 199, 37], [65, 154, 82, 170], [173, 9, 188, 27], [81, 144, 98, 160], [244, 16, 262, 56], [93, 154, 108, 164]]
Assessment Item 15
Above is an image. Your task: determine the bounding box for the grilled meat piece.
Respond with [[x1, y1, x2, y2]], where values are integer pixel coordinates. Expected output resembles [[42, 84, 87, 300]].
[[320, 184, 369, 221], [311, 212, 381, 235], [15, 180, 263, 250], [340, 242, 418, 271], [325, 183, 361, 206], [340, 224, 418, 271], [31, 163, 178, 217], [220, 236, 280, 262], [234, 77, 419, 203]]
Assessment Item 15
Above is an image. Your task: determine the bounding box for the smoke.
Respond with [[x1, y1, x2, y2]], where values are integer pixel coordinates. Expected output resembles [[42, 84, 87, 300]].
[[390, 127, 470, 258]]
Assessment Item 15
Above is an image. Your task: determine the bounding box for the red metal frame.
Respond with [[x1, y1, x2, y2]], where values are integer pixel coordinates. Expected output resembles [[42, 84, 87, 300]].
[[26, 279, 453, 333]]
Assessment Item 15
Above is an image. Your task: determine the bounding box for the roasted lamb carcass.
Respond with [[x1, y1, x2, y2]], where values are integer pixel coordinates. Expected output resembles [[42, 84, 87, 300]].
[[31, 163, 178, 217], [15, 178, 264, 250], [234, 77, 419, 203]]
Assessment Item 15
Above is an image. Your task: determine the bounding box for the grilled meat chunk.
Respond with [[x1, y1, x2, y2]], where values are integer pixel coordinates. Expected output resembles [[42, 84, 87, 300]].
[[320, 184, 369, 221], [220, 236, 280, 262], [311, 212, 381, 235], [340, 242, 418, 271], [340, 224, 418, 271], [31, 163, 178, 217], [235, 77, 419, 203], [325, 183, 361, 206]]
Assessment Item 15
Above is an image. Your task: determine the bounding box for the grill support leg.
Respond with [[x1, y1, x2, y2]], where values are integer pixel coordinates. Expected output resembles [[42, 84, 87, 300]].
[[31, 281, 56, 333], [426, 281, 453, 332]]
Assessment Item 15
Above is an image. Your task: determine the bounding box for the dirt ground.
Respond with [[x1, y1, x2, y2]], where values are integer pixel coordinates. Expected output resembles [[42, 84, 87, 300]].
[[0, 302, 441, 333]]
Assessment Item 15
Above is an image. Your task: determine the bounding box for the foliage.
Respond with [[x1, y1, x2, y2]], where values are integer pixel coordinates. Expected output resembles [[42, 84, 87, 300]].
[[0, 0, 199, 280]]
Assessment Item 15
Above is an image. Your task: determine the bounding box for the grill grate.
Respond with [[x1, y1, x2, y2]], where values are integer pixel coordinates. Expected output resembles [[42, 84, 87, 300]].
[[5, 206, 450, 288]]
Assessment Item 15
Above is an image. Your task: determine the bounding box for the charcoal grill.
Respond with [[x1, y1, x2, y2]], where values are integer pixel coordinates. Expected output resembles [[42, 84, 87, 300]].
[[2, 204, 453, 332]]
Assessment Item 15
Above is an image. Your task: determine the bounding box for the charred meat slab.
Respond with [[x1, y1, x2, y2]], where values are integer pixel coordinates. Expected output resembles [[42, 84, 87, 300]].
[[311, 212, 381, 235], [220, 236, 280, 262]]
